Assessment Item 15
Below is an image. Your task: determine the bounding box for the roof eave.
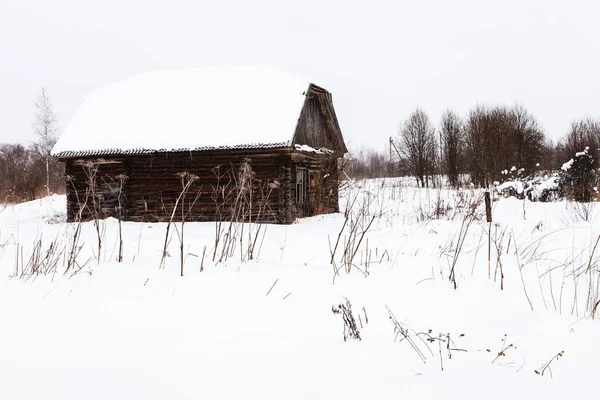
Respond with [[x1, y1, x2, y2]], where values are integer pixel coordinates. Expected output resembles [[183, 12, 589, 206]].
[[53, 142, 293, 159]]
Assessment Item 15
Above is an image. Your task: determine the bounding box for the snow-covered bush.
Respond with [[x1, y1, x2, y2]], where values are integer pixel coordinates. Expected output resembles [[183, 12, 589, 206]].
[[559, 147, 598, 202], [495, 174, 562, 202]]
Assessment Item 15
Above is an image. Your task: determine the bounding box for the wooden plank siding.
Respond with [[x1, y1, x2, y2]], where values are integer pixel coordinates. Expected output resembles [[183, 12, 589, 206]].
[[293, 86, 347, 155]]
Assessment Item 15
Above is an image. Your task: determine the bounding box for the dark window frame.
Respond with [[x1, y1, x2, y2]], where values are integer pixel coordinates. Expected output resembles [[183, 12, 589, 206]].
[[296, 167, 309, 205]]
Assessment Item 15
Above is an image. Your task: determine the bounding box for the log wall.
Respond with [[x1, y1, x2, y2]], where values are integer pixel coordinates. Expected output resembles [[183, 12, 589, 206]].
[[63, 149, 340, 224]]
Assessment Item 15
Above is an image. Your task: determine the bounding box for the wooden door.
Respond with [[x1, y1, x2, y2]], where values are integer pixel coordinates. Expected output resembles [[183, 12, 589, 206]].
[[309, 171, 323, 216]]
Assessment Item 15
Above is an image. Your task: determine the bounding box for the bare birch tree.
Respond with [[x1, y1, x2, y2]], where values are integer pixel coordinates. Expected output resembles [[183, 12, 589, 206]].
[[32, 87, 58, 197]]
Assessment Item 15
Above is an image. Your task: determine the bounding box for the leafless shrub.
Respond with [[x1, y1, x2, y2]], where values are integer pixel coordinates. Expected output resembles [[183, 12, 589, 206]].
[[413, 190, 452, 223], [211, 165, 233, 261], [213, 160, 254, 262], [13, 236, 64, 280], [563, 201, 595, 224], [558, 117, 600, 170], [211, 159, 274, 264], [329, 188, 375, 283], [0, 93, 64, 203], [332, 298, 361, 341], [65, 175, 88, 273], [0, 143, 48, 202], [465, 104, 545, 188], [81, 161, 105, 264], [12, 226, 91, 280], [437, 192, 483, 288], [411, 188, 483, 224]]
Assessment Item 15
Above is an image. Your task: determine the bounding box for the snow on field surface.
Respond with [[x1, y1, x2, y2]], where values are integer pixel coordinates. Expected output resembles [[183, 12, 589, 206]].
[[51, 65, 311, 156], [1, 178, 600, 399]]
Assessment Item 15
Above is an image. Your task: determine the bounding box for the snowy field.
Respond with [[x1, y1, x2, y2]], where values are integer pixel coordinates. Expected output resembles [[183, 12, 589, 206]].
[[1, 178, 600, 399]]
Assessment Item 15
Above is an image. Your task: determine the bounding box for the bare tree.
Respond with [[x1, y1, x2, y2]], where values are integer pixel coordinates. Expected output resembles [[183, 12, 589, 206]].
[[345, 147, 392, 179], [32, 87, 58, 197], [398, 108, 437, 187], [557, 117, 600, 203], [560, 147, 596, 203], [509, 104, 545, 174], [0, 144, 39, 201], [440, 110, 463, 189], [560, 117, 600, 169], [465, 105, 513, 187], [464, 104, 547, 187]]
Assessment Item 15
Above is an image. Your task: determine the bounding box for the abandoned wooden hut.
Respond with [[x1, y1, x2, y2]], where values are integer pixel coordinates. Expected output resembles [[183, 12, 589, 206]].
[[51, 65, 347, 224]]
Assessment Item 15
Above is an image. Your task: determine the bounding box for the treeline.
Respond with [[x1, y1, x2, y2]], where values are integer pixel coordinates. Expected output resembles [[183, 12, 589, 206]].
[[0, 143, 63, 202], [2, 94, 597, 203], [347, 104, 600, 191], [0, 88, 64, 203]]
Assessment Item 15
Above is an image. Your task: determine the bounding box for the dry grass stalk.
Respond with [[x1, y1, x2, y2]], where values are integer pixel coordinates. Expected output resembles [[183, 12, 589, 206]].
[[513, 230, 534, 311], [81, 161, 104, 265], [266, 278, 278, 296], [159, 171, 200, 270], [385, 305, 430, 363], [114, 174, 128, 263], [211, 160, 274, 264], [534, 351, 565, 378], [200, 245, 206, 272], [491, 334, 514, 364], [175, 172, 201, 276]]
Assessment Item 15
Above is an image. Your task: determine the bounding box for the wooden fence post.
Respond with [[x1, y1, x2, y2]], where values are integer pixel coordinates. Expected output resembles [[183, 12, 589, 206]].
[[485, 191, 492, 279]]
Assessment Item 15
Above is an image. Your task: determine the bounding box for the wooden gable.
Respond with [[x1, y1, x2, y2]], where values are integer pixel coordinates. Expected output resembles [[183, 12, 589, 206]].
[[292, 84, 347, 155]]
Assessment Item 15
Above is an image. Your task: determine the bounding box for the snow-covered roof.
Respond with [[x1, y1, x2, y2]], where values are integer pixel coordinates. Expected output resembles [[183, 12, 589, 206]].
[[52, 65, 316, 157]]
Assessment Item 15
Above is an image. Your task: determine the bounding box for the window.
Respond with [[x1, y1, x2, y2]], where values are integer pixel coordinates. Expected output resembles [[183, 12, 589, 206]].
[[296, 167, 309, 205]]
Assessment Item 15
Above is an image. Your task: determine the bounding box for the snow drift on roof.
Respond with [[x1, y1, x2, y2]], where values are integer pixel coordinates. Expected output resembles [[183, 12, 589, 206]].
[[52, 65, 313, 157]]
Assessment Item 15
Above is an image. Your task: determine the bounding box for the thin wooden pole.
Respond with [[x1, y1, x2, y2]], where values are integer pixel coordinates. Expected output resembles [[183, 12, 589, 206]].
[[488, 222, 491, 279], [484, 191, 492, 280]]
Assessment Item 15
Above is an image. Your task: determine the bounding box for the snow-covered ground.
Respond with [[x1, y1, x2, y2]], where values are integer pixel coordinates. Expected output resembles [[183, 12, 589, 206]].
[[1, 179, 599, 399]]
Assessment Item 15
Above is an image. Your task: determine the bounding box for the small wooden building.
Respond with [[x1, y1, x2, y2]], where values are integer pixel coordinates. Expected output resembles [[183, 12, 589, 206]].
[[52, 66, 347, 224]]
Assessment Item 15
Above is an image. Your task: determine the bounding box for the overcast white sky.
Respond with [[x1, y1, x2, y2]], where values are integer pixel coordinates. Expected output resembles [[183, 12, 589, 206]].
[[1, 0, 599, 152]]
